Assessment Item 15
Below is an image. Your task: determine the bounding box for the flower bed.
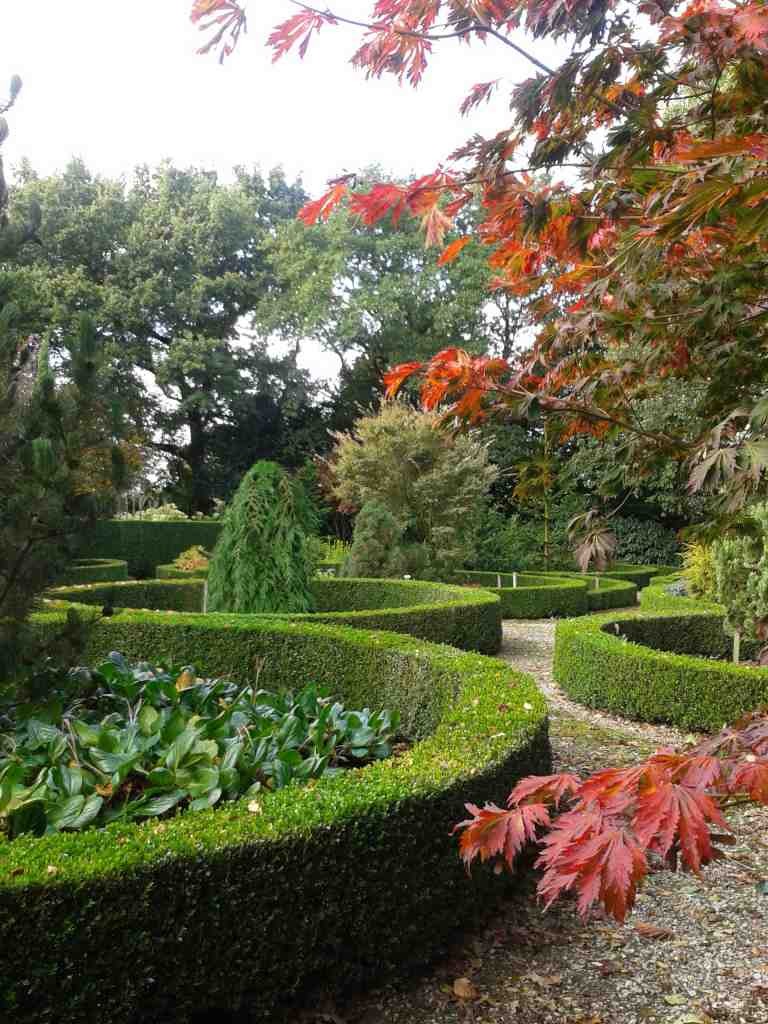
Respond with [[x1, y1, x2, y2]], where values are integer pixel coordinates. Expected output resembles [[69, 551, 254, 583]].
[[0, 618, 548, 1024], [44, 575, 503, 654], [554, 609, 768, 731]]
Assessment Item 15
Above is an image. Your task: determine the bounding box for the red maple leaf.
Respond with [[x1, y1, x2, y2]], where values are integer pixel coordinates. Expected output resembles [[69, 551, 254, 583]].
[[454, 801, 551, 872], [297, 180, 350, 226]]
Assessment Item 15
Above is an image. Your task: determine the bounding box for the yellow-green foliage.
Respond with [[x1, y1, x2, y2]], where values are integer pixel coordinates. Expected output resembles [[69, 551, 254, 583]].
[[682, 542, 716, 598], [173, 545, 210, 572]]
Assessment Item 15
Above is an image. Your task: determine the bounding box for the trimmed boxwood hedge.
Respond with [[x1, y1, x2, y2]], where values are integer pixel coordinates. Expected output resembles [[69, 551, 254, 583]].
[[0, 618, 549, 1024], [584, 576, 638, 611], [455, 571, 588, 618], [554, 609, 768, 731], [156, 562, 209, 579], [457, 570, 637, 617], [77, 519, 222, 576], [48, 578, 205, 614], [58, 558, 129, 585], [44, 576, 502, 654], [639, 579, 722, 615]]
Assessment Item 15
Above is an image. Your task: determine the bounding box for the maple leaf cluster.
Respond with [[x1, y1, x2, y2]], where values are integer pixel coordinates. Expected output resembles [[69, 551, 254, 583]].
[[455, 710, 768, 921], [192, 0, 768, 511]]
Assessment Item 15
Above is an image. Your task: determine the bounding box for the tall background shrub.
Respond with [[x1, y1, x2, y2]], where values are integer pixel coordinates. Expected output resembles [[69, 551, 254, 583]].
[[207, 461, 317, 614], [330, 402, 497, 579]]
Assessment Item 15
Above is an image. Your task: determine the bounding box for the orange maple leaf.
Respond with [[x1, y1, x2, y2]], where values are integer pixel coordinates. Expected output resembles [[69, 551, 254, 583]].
[[298, 181, 349, 226], [437, 235, 472, 266]]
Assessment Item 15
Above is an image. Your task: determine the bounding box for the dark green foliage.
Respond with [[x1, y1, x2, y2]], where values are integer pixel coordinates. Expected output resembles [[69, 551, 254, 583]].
[[77, 519, 222, 577], [40, 575, 502, 655], [554, 611, 768, 731], [0, 619, 549, 1024], [48, 579, 205, 614], [454, 570, 636, 618], [0, 85, 126, 679], [156, 562, 209, 579], [341, 500, 406, 578], [640, 580, 721, 614], [208, 462, 317, 614], [0, 652, 399, 840], [58, 559, 128, 585], [456, 571, 589, 617], [612, 515, 681, 567]]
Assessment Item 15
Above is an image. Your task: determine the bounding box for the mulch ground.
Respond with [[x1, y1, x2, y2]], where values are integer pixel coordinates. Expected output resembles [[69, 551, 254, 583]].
[[290, 619, 768, 1024]]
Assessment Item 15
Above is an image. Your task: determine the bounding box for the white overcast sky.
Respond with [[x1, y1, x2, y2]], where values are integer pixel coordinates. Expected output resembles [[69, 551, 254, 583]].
[[0, 1, 565, 378]]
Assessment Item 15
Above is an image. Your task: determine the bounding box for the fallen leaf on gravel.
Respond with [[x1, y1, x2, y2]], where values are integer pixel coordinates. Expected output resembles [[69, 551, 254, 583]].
[[663, 994, 688, 1006], [674, 1014, 712, 1024], [525, 972, 563, 988], [453, 977, 478, 1000], [634, 922, 674, 940]]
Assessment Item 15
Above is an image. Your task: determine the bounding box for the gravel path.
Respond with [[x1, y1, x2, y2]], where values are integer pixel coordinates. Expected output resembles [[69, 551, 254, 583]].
[[293, 619, 768, 1024]]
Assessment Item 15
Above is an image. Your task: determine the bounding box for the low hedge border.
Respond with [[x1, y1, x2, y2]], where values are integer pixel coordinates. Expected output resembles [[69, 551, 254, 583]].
[[156, 563, 209, 579], [1, 618, 549, 1024], [455, 571, 589, 618], [77, 519, 222, 577], [58, 558, 129, 585], [537, 564, 671, 589], [639, 580, 722, 615], [44, 576, 503, 654], [554, 609, 768, 731]]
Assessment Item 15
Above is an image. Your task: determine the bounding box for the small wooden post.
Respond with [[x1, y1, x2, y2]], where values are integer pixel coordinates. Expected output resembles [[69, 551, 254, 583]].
[[203, 580, 209, 614], [511, 572, 517, 589]]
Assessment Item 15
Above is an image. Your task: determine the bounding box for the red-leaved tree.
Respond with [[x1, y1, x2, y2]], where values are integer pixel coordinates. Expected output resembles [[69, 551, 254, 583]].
[[189, 0, 768, 919]]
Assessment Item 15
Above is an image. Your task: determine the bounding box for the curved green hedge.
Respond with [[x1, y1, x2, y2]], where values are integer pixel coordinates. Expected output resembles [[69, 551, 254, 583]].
[[554, 609, 768, 731], [77, 519, 222, 577], [156, 562, 209, 579], [1, 619, 549, 1024], [58, 558, 129, 585], [584, 576, 638, 611], [45, 576, 502, 654], [454, 571, 635, 618], [640, 579, 722, 615], [536, 564, 672, 589]]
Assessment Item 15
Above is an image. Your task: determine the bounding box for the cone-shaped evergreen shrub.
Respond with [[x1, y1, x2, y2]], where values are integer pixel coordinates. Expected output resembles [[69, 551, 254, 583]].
[[207, 461, 317, 614], [341, 501, 406, 578]]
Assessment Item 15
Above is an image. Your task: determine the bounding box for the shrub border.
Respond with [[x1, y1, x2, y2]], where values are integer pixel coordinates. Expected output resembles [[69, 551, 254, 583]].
[[454, 570, 635, 617], [554, 608, 768, 731], [59, 558, 129, 585], [44, 575, 503, 654], [1, 617, 548, 1024]]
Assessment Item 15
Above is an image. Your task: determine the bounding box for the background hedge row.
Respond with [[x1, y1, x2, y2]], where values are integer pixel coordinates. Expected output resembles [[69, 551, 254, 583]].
[[454, 571, 636, 618], [554, 610, 768, 731], [45, 576, 503, 654], [77, 519, 222, 576], [58, 558, 129, 585], [1, 618, 549, 1024]]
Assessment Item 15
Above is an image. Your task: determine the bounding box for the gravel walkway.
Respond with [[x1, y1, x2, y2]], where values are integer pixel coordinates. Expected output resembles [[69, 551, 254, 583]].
[[293, 619, 768, 1024]]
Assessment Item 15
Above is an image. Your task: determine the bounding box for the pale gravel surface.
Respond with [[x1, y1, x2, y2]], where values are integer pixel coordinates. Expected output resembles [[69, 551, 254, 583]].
[[293, 618, 768, 1024]]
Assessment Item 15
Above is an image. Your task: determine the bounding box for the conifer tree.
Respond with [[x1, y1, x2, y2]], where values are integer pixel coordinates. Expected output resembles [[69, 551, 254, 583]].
[[0, 76, 124, 680], [207, 460, 317, 614], [341, 501, 405, 579]]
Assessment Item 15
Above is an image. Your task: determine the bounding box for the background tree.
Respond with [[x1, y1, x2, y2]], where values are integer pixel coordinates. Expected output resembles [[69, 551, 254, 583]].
[[207, 460, 317, 614], [0, 77, 127, 678], [10, 161, 317, 512], [330, 402, 498, 578], [340, 500, 405, 579]]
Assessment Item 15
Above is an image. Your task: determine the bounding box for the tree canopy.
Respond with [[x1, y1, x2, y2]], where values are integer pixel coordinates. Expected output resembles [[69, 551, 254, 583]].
[[192, 0, 768, 516]]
